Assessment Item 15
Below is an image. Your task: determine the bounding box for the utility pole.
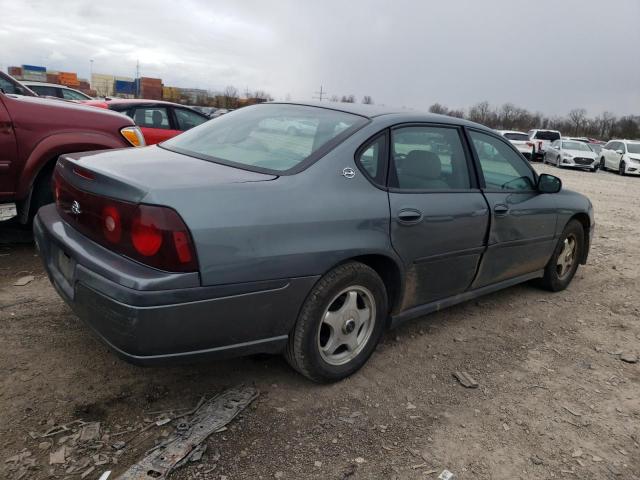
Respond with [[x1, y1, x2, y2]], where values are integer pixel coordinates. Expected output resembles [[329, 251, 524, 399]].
[[135, 59, 140, 79], [312, 85, 327, 102]]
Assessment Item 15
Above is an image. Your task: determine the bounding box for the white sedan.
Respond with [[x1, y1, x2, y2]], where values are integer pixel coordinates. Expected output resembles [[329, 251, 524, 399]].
[[544, 139, 598, 172]]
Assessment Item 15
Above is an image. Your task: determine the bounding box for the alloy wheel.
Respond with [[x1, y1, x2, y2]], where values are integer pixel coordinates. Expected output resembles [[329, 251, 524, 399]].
[[317, 286, 376, 366], [556, 235, 577, 280]]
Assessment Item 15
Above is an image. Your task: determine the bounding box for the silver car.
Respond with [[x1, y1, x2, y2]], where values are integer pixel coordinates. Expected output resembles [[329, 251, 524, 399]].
[[543, 139, 598, 171], [34, 102, 594, 382]]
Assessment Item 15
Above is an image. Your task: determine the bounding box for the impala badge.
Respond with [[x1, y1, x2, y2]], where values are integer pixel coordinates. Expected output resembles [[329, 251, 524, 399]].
[[342, 167, 355, 179], [71, 200, 82, 215]]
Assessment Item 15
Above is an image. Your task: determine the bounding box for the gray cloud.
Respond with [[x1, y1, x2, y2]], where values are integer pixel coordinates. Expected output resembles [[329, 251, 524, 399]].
[[0, 0, 638, 115]]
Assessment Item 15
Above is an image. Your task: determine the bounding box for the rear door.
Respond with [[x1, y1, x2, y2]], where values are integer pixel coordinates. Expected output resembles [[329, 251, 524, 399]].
[[386, 124, 489, 308], [0, 95, 18, 197], [130, 106, 181, 145], [467, 129, 558, 288]]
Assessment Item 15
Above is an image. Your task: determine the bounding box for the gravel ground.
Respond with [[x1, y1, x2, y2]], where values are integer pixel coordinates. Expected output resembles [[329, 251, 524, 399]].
[[1, 164, 639, 480]]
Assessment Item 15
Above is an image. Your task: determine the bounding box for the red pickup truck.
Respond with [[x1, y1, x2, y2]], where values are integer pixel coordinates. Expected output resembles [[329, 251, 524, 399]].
[[0, 72, 145, 223]]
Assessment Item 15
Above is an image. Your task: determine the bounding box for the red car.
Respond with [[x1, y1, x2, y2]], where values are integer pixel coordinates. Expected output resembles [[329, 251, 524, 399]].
[[84, 99, 209, 145], [0, 72, 143, 223]]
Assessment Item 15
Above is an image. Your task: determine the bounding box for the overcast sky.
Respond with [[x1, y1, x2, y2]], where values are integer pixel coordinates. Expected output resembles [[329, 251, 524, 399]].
[[1, 0, 638, 116]]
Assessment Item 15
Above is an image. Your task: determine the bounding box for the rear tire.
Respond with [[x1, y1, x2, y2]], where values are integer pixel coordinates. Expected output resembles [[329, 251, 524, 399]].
[[537, 220, 584, 292], [26, 169, 54, 225], [285, 262, 388, 383]]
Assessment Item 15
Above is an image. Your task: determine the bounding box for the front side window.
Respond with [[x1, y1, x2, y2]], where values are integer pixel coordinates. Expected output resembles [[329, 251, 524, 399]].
[[470, 130, 535, 191], [390, 126, 471, 190], [174, 108, 208, 131], [132, 107, 171, 130], [162, 104, 367, 173]]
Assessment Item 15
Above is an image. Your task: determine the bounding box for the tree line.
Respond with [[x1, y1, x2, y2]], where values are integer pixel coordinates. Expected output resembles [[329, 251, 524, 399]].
[[428, 101, 639, 140]]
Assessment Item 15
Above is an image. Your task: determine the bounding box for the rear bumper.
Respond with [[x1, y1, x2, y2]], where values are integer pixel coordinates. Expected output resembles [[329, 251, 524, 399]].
[[34, 204, 318, 365]]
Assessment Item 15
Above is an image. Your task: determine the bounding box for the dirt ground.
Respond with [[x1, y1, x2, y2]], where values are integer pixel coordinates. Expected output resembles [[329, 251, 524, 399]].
[[1, 164, 639, 480]]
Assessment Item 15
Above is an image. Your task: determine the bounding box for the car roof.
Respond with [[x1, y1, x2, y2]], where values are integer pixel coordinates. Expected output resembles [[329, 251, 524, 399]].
[[102, 98, 186, 107], [267, 101, 492, 130], [497, 130, 527, 135], [22, 81, 74, 89]]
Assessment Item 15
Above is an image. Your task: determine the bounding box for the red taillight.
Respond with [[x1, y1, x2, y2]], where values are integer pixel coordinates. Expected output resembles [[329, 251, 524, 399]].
[[54, 170, 198, 272], [131, 215, 163, 256]]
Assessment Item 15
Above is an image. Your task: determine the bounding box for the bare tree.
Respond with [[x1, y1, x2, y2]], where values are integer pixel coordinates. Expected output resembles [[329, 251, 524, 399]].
[[329, 95, 339, 102], [568, 108, 587, 135], [428, 103, 449, 115], [222, 85, 239, 108], [468, 101, 492, 125], [341, 95, 355, 103], [362, 95, 374, 104], [448, 109, 465, 118], [499, 103, 518, 129]]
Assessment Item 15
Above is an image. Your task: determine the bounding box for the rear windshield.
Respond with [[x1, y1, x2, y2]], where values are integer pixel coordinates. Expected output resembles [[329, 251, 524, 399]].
[[533, 131, 561, 141], [504, 132, 529, 141], [562, 141, 591, 151], [161, 104, 367, 173]]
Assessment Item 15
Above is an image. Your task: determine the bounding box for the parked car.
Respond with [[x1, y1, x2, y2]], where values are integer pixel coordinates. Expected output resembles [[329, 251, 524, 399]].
[[528, 129, 562, 161], [193, 106, 218, 117], [0, 72, 144, 224], [34, 102, 594, 382], [543, 139, 598, 171], [22, 81, 93, 101], [566, 137, 604, 157], [84, 99, 209, 145], [497, 130, 536, 160], [599, 140, 640, 175]]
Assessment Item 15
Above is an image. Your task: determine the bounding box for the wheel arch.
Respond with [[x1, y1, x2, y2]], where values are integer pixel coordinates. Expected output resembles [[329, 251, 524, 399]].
[[569, 212, 591, 264], [329, 253, 405, 320]]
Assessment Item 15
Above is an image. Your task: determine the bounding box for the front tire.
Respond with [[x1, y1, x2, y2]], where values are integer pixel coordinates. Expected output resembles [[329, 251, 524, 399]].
[[556, 156, 561, 167], [537, 220, 584, 292], [600, 157, 606, 171], [619, 161, 626, 176], [285, 262, 388, 382]]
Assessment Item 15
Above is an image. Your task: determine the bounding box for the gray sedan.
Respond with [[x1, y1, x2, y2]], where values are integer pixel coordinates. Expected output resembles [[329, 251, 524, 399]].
[[34, 102, 594, 382]]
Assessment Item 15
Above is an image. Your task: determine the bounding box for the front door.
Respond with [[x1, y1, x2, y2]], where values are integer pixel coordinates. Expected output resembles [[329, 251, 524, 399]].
[[0, 96, 18, 198], [467, 129, 558, 288], [387, 124, 489, 308]]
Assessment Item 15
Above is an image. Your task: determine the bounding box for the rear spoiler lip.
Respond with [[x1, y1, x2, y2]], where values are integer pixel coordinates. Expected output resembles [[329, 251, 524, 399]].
[[56, 155, 148, 204]]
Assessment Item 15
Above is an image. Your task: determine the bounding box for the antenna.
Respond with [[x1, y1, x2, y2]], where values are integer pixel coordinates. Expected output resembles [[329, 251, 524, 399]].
[[312, 85, 328, 102]]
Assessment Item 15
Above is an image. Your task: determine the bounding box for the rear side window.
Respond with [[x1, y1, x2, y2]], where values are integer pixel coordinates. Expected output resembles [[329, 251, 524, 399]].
[[162, 104, 367, 173], [504, 132, 529, 141], [470, 130, 535, 191], [29, 85, 60, 97], [356, 133, 387, 185], [132, 107, 171, 130], [390, 126, 471, 190]]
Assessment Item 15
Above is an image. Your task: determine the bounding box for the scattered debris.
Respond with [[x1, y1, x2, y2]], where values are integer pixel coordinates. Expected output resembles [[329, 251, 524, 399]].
[[531, 455, 544, 465], [620, 352, 637, 364], [354, 457, 365, 464], [563, 405, 582, 417], [571, 449, 583, 458], [79, 422, 101, 442], [453, 371, 479, 388], [49, 446, 66, 465], [438, 469, 456, 480], [116, 385, 258, 479], [13, 275, 34, 286]]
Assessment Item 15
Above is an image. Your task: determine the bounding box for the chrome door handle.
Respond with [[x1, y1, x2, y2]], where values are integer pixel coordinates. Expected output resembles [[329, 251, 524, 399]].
[[494, 204, 509, 216]]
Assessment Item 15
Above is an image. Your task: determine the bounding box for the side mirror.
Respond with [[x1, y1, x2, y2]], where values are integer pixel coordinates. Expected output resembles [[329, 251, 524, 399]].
[[538, 173, 562, 194], [616, 149, 624, 155]]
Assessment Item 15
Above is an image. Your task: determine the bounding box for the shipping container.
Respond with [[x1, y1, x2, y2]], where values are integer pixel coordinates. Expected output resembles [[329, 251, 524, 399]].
[[46, 73, 60, 84], [8, 66, 23, 77], [22, 72, 47, 82], [115, 80, 136, 95], [22, 64, 46, 73], [91, 73, 115, 97]]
